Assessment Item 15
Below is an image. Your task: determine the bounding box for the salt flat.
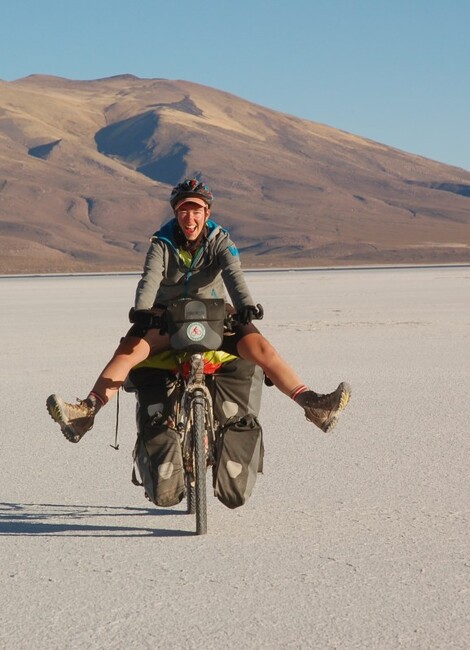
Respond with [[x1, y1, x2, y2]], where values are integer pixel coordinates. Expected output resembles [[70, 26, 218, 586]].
[[1, 267, 469, 649]]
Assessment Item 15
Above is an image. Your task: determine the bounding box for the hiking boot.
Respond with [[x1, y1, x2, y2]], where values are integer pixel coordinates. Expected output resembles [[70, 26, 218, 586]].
[[295, 382, 351, 432], [46, 394, 96, 443]]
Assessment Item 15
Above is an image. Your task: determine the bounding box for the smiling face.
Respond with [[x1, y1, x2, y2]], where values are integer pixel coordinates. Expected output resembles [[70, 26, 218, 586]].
[[175, 200, 210, 240]]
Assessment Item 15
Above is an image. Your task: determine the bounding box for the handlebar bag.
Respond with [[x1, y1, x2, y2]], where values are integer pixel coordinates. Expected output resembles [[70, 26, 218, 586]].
[[166, 298, 225, 352]]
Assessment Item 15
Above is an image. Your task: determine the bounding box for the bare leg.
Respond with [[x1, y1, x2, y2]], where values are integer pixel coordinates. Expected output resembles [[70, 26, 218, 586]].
[[91, 329, 170, 403], [236, 332, 351, 432], [47, 328, 171, 442], [236, 333, 304, 396]]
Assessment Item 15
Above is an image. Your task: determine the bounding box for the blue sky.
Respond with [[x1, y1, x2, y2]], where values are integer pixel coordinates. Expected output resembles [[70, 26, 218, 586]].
[[1, 0, 469, 170]]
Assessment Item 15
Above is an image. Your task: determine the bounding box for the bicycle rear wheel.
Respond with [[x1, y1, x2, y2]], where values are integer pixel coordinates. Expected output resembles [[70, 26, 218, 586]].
[[192, 397, 207, 535]]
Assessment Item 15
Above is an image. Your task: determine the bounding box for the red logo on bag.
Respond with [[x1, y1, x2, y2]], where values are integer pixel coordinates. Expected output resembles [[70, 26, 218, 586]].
[[187, 322, 205, 341]]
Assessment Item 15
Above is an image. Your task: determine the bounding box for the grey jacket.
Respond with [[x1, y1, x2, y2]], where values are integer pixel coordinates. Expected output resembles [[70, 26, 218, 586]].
[[134, 218, 254, 310]]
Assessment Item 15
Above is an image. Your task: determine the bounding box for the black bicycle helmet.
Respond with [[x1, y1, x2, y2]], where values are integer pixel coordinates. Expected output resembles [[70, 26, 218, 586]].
[[170, 178, 214, 210]]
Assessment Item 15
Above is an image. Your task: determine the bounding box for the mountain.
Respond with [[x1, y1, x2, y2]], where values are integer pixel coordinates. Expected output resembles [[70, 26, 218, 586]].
[[1, 74, 469, 274]]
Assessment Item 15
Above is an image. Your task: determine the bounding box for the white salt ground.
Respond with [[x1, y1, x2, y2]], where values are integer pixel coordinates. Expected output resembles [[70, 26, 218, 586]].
[[1, 267, 469, 649]]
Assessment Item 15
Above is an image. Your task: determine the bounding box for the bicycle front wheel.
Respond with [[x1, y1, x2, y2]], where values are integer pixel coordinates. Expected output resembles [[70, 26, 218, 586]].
[[185, 473, 195, 515], [192, 397, 207, 535]]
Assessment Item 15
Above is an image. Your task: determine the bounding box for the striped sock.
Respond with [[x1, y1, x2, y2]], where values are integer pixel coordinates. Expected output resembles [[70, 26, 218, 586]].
[[290, 384, 309, 401], [87, 391, 107, 408]]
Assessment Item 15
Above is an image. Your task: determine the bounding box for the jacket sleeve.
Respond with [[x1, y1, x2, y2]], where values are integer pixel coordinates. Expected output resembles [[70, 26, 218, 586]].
[[134, 239, 165, 310], [218, 235, 255, 310]]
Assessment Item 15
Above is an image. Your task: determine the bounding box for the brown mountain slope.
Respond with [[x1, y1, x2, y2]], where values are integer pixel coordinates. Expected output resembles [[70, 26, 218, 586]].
[[1, 74, 469, 274]]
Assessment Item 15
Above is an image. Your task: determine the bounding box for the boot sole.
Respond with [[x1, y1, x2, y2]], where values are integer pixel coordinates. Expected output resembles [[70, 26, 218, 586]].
[[46, 394, 82, 443], [321, 382, 351, 433]]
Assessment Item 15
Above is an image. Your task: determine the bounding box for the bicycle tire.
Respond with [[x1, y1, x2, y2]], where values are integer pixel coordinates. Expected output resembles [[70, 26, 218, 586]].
[[185, 473, 195, 515], [193, 396, 208, 535]]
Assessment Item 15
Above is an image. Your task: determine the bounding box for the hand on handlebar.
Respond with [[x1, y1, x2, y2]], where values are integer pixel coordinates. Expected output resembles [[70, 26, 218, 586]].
[[128, 307, 167, 334], [236, 304, 264, 325]]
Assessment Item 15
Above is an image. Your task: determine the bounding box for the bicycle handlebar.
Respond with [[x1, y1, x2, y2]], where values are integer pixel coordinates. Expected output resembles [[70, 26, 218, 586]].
[[129, 303, 264, 334], [225, 303, 264, 327]]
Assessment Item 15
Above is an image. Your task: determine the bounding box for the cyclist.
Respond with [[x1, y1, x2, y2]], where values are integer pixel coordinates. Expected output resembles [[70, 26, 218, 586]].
[[47, 178, 351, 443]]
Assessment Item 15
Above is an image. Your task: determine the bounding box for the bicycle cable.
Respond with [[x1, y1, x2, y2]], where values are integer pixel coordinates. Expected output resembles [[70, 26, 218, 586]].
[[110, 389, 120, 450]]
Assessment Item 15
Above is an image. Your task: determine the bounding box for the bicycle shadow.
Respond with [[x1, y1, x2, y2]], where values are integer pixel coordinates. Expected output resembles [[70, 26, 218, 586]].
[[0, 501, 194, 537]]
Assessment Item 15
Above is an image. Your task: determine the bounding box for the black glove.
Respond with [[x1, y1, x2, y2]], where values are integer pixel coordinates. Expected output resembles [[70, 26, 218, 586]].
[[128, 308, 167, 334], [237, 304, 264, 325]]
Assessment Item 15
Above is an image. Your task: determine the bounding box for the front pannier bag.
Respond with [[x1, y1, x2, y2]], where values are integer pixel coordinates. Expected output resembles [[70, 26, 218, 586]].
[[213, 415, 264, 509]]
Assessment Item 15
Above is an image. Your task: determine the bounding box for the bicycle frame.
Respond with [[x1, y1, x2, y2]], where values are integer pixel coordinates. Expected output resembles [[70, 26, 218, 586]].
[[174, 353, 217, 534]]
